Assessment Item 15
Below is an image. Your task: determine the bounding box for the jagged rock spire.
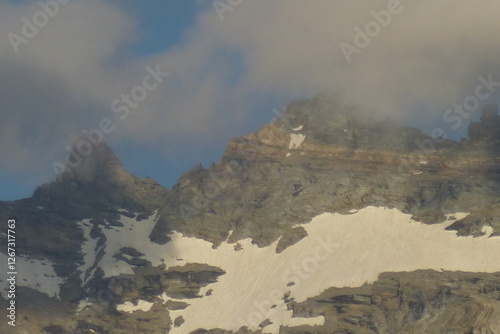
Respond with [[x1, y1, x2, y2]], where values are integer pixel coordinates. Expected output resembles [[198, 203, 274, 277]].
[[468, 104, 500, 142], [59, 136, 123, 183]]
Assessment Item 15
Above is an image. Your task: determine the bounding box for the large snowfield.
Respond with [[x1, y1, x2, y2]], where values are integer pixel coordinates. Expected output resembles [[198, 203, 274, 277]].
[[2, 207, 500, 333]]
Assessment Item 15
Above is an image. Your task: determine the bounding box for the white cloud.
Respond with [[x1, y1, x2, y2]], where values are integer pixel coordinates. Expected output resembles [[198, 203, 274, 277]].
[[3, 0, 500, 185], [190, 0, 500, 121], [135, 0, 500, 145]]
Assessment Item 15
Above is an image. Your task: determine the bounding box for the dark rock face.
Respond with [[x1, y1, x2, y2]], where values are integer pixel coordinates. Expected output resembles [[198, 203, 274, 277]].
[[287, 270, 500, 334], [468, 104, 500, 143], [1, 95, 500, 333], [0, 141, 172, 276], [278, 95, 430, 151], [0, 263, 225, 333], [276, 227, 308, 253], [165, 300, 189, 310], [60, 137, 123, 184], [161, 263, 225, 299], [165, 96, 500, 253]]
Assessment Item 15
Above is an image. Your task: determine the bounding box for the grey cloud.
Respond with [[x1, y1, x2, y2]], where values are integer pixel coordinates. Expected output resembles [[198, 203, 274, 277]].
[[3, 0, 500, 185]]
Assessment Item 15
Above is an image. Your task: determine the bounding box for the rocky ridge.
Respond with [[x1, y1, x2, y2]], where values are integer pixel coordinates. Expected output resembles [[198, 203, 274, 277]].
[[1, 94, 500, 333]]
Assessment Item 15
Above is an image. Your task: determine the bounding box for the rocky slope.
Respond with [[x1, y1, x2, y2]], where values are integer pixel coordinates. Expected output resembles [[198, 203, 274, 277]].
[[1, 94, 500, 333], [289, 270, 500, 334]]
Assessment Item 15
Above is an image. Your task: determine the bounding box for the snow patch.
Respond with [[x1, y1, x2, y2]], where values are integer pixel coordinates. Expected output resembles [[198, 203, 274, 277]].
[[160, 293, 185, 304], [76, 299, 93, 312], [78, 211, 161, 278], [0, 255, 64, 299], [74, 207, 500, 334], [482, 225, 494, 237], [78, 219, 100, 285], [117, 300, 154, 313], [165, 207, 500, 333], [288, 134, 305, 149], [285, 316, 324, 327]]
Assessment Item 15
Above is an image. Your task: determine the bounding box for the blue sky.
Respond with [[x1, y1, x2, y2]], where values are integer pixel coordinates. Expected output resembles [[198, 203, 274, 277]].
[[0, 1, 192, 199], [0, 1, 203, 199], [1, 1, 500, 201], [106, 0, 206, 57], [94, 0, 239, 191], [0, 0, 283, 200]]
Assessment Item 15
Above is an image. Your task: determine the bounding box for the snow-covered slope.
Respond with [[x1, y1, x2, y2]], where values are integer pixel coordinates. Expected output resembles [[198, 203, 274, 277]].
[[80, 207, 500, 333], [0, 254, 64, 299], [3, 206, 500, 333]]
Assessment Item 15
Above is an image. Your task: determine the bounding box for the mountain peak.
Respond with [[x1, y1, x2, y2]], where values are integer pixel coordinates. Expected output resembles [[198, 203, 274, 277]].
[[59, 137, 123, 184], [276, 94, 431, 151], [468, 104, 500, 142], [3, 95, 500, 334]]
